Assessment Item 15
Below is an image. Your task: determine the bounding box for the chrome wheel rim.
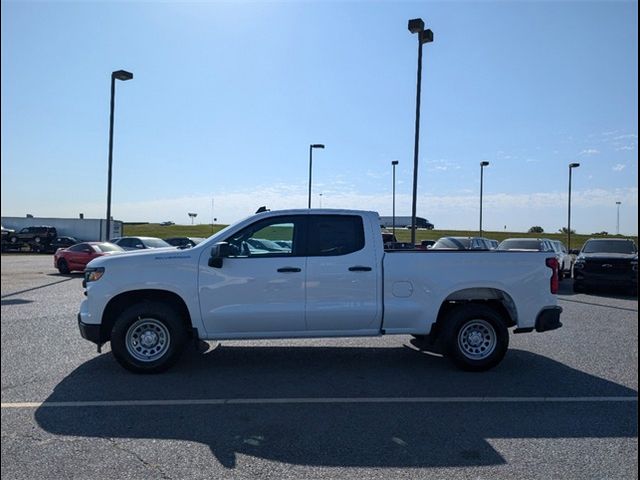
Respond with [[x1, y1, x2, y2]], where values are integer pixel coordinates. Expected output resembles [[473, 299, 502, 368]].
[[458, 319, 497, 360], [125, 317, 170, 362]]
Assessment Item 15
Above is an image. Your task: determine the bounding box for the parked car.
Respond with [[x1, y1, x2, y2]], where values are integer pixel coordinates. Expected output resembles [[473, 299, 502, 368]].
[[1, 225, 14, 239], [485, 239, 499, 250], [7, 225, 57, 250], [246, 238, 290, 252], [547, 239, 572, 279], [573, 238, 638, 295], [54, 242, 124, 274], [382, 232, 397, 245], [431, 237, 493, 250], [164, 237, 205, 248], [420, 239, 436, 249], [1, 226, 15, 251], [47, 236, 82, 253], [160, 221, 175, 226], [385, 241, 415, 250], [497, 238, 555, 253], [110, 236, 173, 251]]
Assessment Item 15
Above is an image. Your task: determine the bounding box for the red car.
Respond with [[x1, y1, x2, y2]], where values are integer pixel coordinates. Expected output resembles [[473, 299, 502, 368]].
[[54, 242, 124, 274]]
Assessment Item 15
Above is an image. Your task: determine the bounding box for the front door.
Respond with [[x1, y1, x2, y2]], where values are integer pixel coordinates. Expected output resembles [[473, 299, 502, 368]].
[[198, 215, 307, 337]]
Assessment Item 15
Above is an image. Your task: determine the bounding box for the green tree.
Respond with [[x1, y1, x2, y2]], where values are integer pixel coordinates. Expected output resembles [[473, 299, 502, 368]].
[[528, 226, 544, 233]]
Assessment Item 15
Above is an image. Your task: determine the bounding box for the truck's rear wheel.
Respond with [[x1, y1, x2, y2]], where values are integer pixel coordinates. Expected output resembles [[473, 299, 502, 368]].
[[111, 301, 187, 374], [443, 304, 509, 372]]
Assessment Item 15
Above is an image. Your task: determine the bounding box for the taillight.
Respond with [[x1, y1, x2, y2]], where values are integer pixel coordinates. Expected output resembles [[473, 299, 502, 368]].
[[546, 257, 559, 294]]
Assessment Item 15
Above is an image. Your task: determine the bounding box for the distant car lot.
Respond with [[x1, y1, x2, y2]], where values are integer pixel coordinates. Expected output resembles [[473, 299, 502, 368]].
[[1, 254, 637, 479]]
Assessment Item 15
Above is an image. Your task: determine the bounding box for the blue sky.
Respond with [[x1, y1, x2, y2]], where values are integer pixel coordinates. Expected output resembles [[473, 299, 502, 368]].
[[1, 1, 637, 235]]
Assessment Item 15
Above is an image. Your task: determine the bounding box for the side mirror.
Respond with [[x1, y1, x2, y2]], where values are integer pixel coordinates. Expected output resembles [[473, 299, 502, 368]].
[[208, 242, 232, 268]]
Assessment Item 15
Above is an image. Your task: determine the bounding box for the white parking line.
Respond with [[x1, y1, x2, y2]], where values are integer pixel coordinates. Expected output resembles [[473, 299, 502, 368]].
[[1, 396, 637, 409]]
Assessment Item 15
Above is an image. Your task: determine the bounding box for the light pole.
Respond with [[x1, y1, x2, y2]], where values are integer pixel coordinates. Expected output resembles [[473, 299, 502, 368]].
[[105, 69, 133, 240], [567, 162, 580, 250], [308, 144, 325, 208], [479, 161, 489, 236], [392, 160, 399, 236], [616, 201, 621, 235], [408, 18, 434, 245]]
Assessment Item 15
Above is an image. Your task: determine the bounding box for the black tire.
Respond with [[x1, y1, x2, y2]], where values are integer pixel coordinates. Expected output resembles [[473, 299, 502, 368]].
[[111, 301, 187, 374], [57, 259, 70, 274], [443, 304, 509, 372]]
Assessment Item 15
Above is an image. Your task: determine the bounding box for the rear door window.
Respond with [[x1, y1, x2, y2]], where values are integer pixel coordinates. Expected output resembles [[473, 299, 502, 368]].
[[307, 215, 365, 256]]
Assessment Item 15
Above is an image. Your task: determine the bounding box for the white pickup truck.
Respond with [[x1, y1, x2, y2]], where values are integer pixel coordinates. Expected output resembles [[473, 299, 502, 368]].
[[78, 209, 562, 373]]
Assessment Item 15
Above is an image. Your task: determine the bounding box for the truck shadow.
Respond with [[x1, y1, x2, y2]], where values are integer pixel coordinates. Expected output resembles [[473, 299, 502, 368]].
[[558, 280, 638, 300], [35, 346, 637, 469]]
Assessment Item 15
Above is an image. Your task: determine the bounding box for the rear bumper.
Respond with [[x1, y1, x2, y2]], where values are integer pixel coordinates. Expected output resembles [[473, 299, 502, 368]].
[[535, 306, 563, 332]]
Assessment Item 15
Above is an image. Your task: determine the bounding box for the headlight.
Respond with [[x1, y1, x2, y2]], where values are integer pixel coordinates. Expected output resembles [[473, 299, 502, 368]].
[[84, 267, 105, 283], [573, 261, 585, 270], [632, 261, 638, 272]]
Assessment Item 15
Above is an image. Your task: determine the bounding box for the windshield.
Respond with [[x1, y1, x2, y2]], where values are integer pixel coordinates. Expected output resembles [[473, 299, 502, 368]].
[[143, 238, 172, 248], [582, 240, 637, 254], [95, 243, 124, 253], [432, 238, 470, 249]]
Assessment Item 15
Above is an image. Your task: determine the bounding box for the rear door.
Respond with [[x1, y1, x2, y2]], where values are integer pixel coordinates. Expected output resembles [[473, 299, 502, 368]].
[[304, 214, 381, 333]]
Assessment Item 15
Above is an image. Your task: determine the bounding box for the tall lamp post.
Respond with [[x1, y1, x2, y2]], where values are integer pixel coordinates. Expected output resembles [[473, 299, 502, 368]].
[[479, 161, 489, 236], [105, 69, 133, 240], [567, 162, 580, 250], [408, 18, 434, 245], [616, 201, 621, 235], [308, 144, 325, 208], [391, 160, 399, 236]]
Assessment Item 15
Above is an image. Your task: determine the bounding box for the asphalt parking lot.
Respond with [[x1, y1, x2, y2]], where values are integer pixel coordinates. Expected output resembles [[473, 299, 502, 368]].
[[1, 254, 637, 480]]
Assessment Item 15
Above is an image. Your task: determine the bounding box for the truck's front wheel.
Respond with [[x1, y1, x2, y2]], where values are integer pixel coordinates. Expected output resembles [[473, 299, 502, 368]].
[[111, 302, 187, 374], [444, 305, 509, 372]]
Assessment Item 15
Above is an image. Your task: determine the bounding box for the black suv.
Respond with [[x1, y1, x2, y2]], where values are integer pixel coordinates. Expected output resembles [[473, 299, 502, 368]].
[[573, 238, 638, 295], [7, 226, 58, 250]]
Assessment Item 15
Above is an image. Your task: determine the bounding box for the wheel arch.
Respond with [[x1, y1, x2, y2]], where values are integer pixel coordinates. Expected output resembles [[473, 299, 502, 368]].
[[429, 288, 516, 346], [101, 289, 193, 343]]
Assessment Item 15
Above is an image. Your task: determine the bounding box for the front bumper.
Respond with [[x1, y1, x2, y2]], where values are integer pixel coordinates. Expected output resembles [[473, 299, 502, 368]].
[[78, 313, 104, 345], [573, 271, 637, 288], [535, 306, 563, 332]]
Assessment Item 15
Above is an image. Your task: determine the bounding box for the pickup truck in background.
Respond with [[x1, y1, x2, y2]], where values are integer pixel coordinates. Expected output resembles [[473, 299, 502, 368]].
[[78, 209, 562, 374]]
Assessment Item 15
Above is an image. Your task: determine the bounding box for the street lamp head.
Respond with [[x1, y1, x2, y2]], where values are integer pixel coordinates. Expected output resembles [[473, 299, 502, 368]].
[[311, 144, 325, 149], [616, 201, 621, 205], [480, 161, 490, 167], [420, 29, 434, 44], [392, 160, 399, 166], [569, 162, 580, 168], [408, 18, 425, 33], [112, 70, 133, 81]]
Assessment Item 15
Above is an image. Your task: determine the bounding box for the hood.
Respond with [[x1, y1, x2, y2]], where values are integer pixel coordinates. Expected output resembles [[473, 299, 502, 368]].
[[86, 246, 186, 269], [578, 252, 638, 261]]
